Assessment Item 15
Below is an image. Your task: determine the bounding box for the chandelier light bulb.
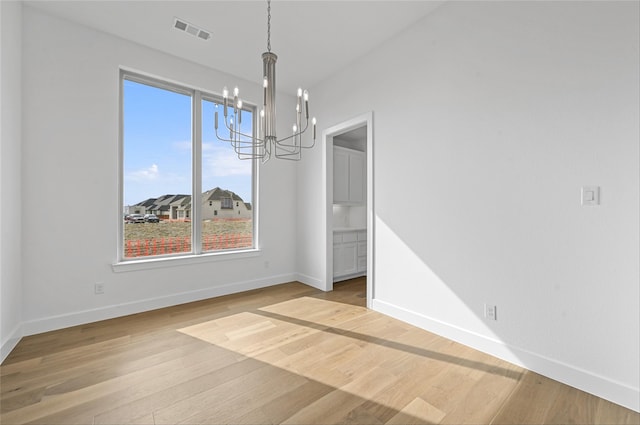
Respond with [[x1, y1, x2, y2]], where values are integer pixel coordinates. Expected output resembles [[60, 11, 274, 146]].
[[312, 117, 317, 139], [263, 77, 268, 88], [237, 99, 243, 109], [222, 88, 229, 116], [303, 90, 309, 102], [233, 86, 239, 97]]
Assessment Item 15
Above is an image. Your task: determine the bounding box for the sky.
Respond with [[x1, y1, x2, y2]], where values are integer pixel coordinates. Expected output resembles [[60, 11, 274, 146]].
[[123, 79, 253, 207]]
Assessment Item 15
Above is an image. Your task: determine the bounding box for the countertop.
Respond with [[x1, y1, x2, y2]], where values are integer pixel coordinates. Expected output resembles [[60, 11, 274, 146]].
[[333, 227, 366, 232]]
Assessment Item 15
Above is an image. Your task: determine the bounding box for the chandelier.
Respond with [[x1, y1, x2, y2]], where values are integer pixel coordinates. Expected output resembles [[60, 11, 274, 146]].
[[215, 0, 317, 162]]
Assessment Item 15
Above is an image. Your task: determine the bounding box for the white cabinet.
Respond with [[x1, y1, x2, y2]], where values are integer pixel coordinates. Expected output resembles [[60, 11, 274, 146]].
[[333, 150, 350, 203], [348, 153, 364, 203], [333, 146, 365, 204], [334, 230, 366, 281]]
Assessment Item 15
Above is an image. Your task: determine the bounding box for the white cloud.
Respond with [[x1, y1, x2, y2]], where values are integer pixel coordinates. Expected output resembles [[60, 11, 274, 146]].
[[128, 163, 159, 181], [203, 143, 252, 177]]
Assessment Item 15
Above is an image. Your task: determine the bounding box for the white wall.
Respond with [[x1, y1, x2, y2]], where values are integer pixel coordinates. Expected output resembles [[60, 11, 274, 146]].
[[0, 0, 24, 361], [18, 6, 298, 336], [299, 1, 639, 411]]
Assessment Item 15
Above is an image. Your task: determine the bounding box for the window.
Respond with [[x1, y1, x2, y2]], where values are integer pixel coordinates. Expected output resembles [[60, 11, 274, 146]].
[[221, 197, 233, 209], [121, 72, 256, 260]]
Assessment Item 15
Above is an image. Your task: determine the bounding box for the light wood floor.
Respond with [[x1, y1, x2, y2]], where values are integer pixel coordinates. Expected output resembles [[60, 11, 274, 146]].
[[1, 278, 638, 424]]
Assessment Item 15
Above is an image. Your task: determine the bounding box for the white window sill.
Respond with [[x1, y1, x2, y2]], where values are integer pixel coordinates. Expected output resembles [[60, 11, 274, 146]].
[[112, 248, 261, 273]]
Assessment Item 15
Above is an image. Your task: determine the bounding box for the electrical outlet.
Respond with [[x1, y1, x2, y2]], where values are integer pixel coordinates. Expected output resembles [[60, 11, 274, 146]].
[[484, 304, 497, 321], [95, 283, 105, 295]]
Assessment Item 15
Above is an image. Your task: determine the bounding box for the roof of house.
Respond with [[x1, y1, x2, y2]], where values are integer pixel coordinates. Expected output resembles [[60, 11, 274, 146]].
[[134, 198, 158, 207], [203, 187, 244, 202], [173, 197, 192, 210], [137, 194, 189, 213], [133, 189, 250, 211]]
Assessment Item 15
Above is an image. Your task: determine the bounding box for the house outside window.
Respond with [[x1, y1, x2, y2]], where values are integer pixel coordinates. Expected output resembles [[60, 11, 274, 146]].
[[121, 71, 256, 260]]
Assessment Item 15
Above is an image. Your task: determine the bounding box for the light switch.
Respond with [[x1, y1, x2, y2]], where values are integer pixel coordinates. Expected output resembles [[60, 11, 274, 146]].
[[581, 186, 600, 206]]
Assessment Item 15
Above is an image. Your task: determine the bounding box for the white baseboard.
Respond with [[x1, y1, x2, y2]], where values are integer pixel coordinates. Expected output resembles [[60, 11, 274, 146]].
[[372, 298, 640, 413], [21, 273, 297, 337], [295, 273, 326, 291], [1, 324, 23, 364]]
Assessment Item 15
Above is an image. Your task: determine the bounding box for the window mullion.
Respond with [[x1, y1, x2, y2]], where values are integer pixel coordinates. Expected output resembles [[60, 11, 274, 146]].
[[193, 90, 203, 254]]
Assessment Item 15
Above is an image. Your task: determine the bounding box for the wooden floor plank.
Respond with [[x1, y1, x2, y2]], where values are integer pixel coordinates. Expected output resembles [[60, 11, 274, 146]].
[[93, 350, 263, 424], [386, 397, 447, 425], [1, 278, 638, 425]]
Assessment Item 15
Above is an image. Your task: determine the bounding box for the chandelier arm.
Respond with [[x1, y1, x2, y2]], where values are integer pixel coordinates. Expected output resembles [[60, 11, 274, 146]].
[[281, 119, 310, 139], [273, 120, 313, 147], [275, 153, 302, 160], [216, 117, 270, 160], [215, 127, 266, 146], [275, 137, 308, 148], [219, 116, 266, 143], [237, 149, 268, 160], [275, 143, 300, 154], [224, 136, 268, 159], [274, 145, 302, 159], [219, 114, 314, 150], [264, 139, 272, 160], [275, 137, 314, 148], [276, 137, 315, 150], [288, 135, 316, 150]]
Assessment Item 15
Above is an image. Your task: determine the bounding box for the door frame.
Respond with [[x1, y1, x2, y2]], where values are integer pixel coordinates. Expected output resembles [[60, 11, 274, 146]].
[[322, 112, 374, 308]]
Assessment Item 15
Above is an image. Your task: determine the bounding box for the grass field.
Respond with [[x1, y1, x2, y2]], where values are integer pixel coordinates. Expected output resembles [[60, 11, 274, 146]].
[[124, 219, 253, 257]]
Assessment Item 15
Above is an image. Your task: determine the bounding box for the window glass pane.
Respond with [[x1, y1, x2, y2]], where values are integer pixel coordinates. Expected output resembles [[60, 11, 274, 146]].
[[123, 79, 192, 258], [201, 99, 254, 252]]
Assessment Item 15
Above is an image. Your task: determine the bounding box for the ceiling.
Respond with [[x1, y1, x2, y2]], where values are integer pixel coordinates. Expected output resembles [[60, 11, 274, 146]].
[[25, 0, 443, 94]]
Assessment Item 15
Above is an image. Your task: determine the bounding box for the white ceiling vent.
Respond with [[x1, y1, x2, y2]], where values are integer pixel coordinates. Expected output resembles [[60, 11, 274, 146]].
[[173, 17, 211, 41]]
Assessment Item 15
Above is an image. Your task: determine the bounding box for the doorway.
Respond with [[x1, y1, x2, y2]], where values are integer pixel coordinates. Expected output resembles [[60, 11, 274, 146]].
[[323, 112, 373, 309]]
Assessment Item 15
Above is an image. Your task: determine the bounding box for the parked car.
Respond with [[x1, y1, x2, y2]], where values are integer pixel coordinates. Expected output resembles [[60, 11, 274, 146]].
[[144, 214, 160, 223], [125, 213, 145, 223]]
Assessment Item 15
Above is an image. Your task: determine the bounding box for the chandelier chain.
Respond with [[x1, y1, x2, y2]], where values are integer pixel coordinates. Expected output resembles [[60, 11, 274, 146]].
[[266, 0, 271, 52]]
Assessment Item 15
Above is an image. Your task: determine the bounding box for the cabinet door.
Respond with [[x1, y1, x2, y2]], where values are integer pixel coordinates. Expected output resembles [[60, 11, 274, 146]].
[[341, 242, 358, 275], [348, 153, 365, 203], [357, 241, 367, 273], [357, 241, 367, 257], [333, 149, 349, 203], [333, 244, 342, 277], [357, 256, 367, 273]]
